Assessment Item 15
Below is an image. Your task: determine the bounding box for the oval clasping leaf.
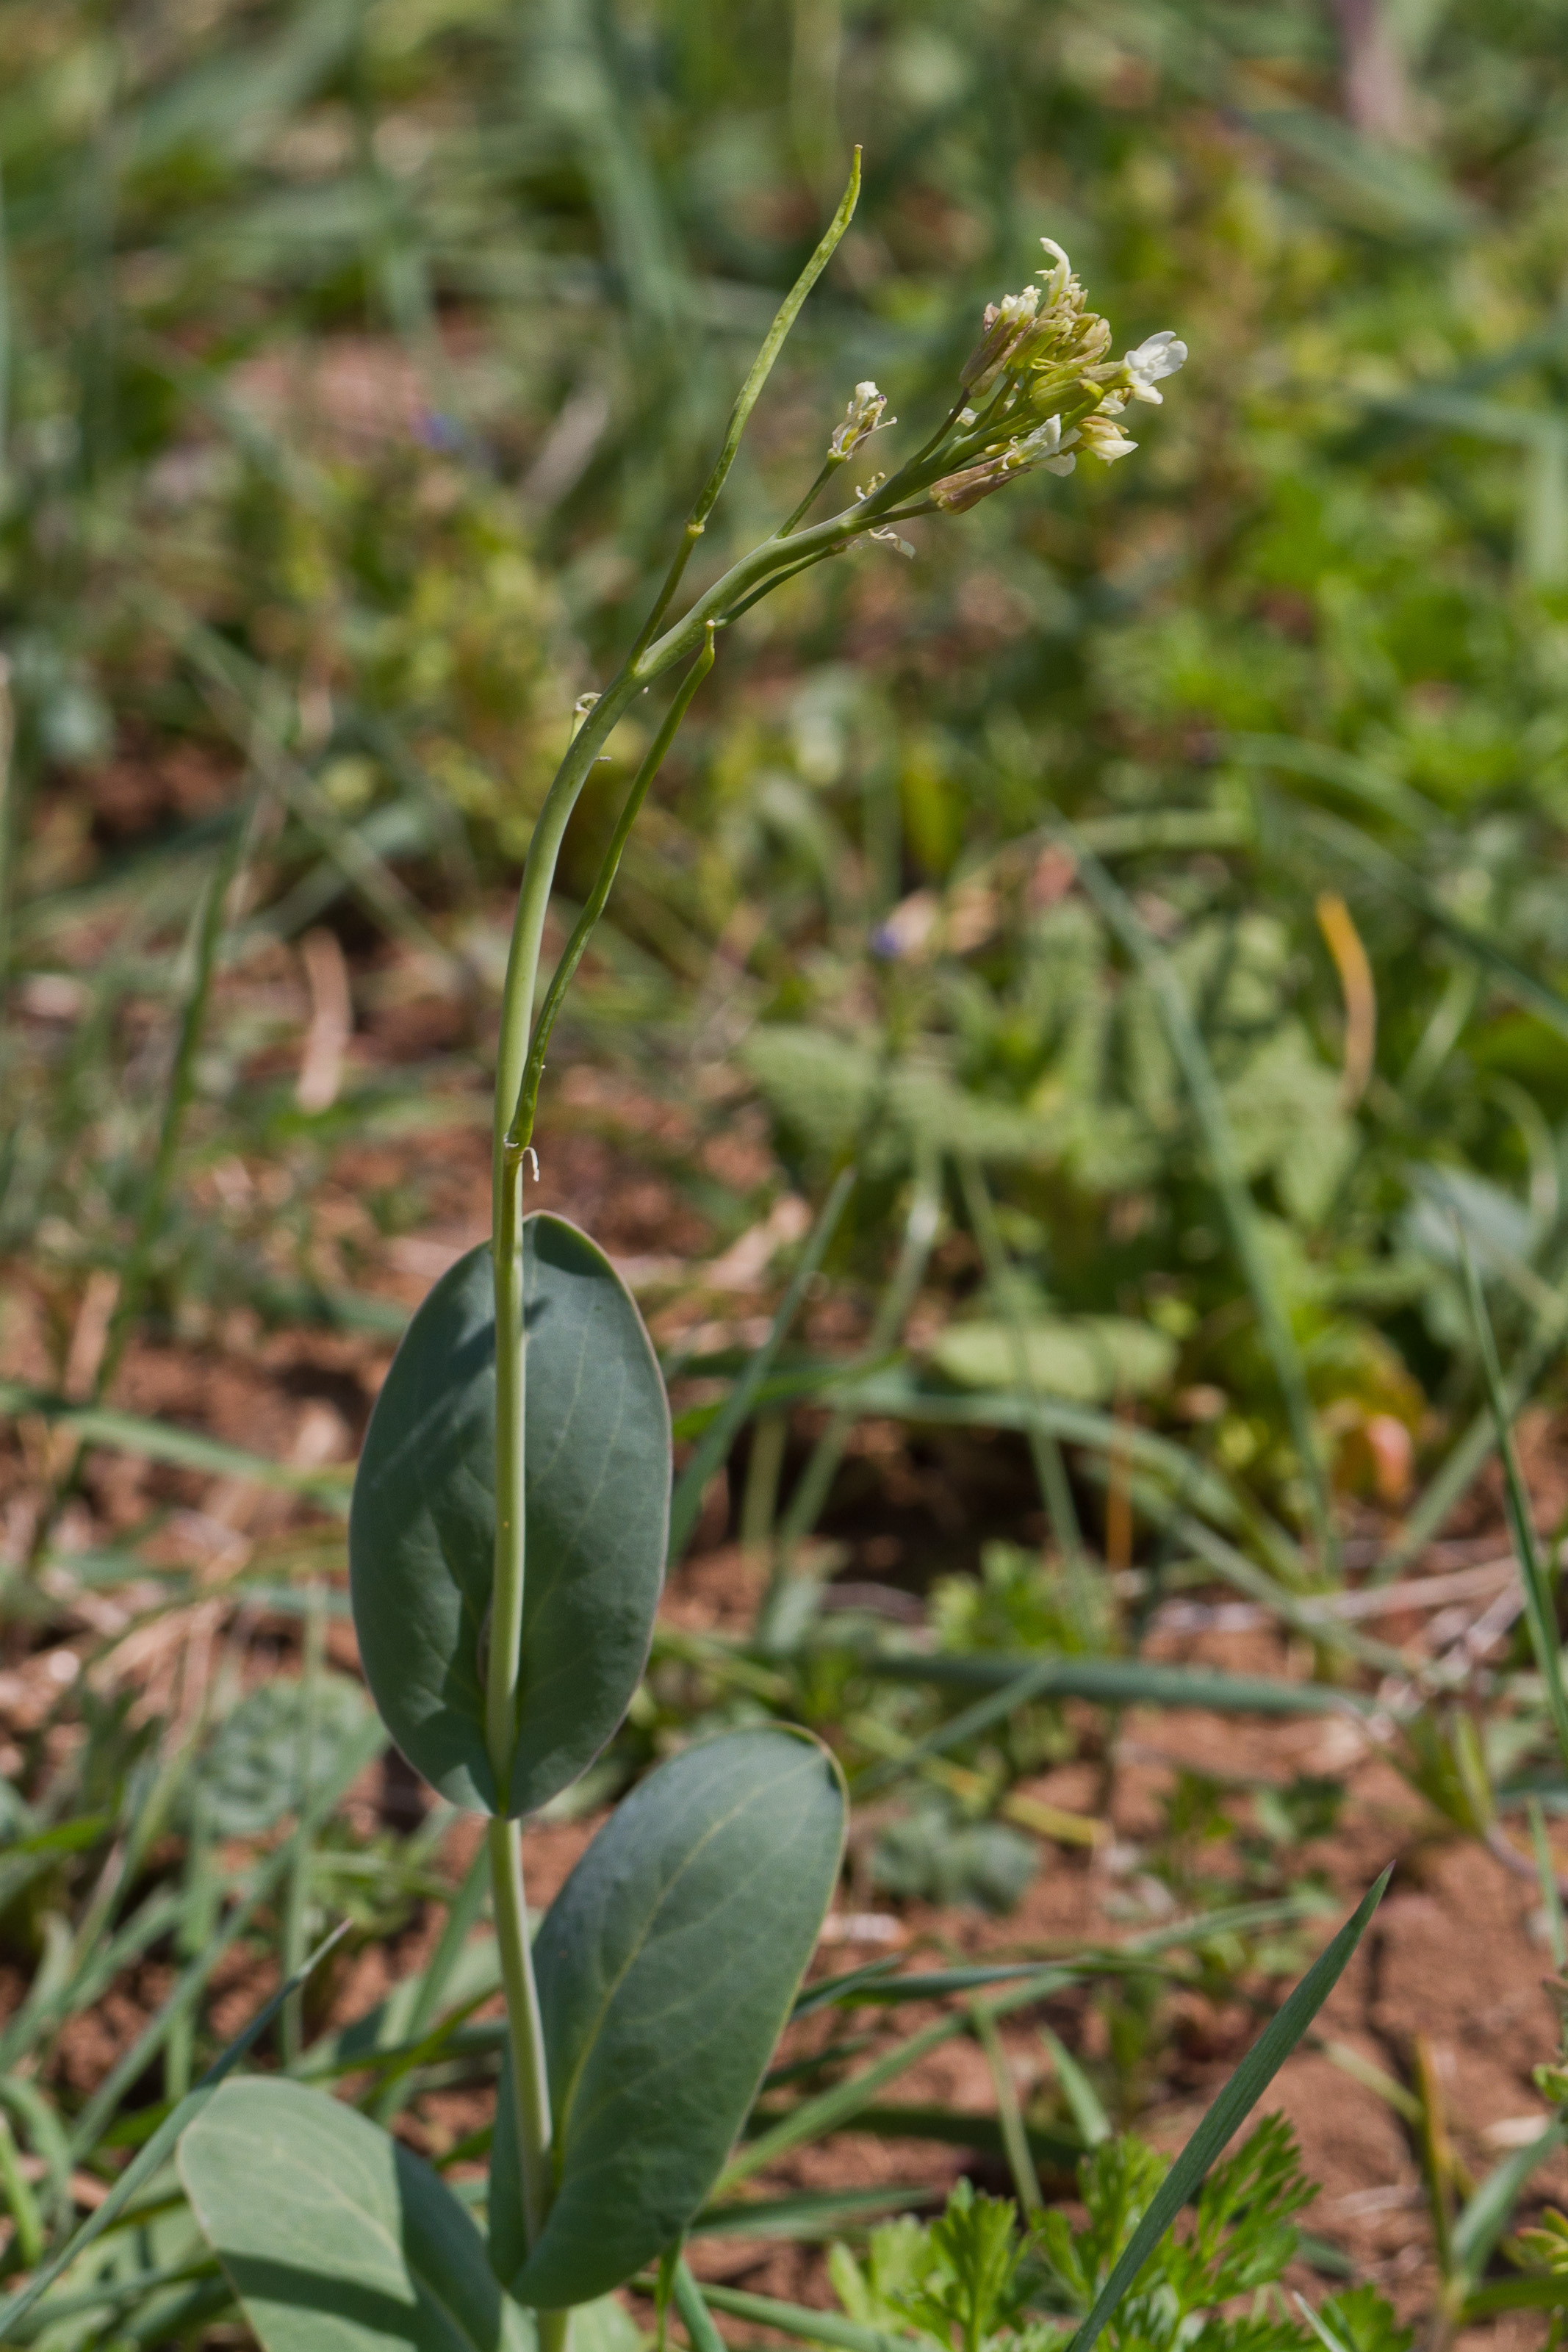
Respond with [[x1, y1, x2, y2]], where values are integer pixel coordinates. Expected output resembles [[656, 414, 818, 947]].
[[492, 1726, 846, 2309], [180, 2075, 532, 2352], [350, 1217, 669, 1817]]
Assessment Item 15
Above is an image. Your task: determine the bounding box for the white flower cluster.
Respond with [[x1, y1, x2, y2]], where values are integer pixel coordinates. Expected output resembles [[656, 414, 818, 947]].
[[927, 239, 1187, 513]]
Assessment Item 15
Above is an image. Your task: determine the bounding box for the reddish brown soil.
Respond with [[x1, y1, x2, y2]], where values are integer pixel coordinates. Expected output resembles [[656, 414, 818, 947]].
[[3, 930, 1564, 2348]]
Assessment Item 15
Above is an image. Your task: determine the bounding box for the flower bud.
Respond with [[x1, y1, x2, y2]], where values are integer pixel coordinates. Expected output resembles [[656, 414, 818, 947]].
[[930, 458, 1013, 512], [960, 289, 1040, 390], [1076, 411, 1139, 462]]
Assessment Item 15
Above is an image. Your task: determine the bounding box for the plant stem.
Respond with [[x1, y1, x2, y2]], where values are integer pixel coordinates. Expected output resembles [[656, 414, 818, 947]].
[[486, 1816, 553, 2241], [479, 157, 868, 2334], [484, 1142, 558, 2280], [505, 626, 717, 1159]]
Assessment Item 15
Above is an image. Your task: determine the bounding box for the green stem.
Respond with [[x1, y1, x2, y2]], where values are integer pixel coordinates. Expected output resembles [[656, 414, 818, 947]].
[[491, 681, 640, 1234], [506, 626, 717, 1157], [486, 1816, 553, 2248], [479, 160, 866, 2342], [484, 1144, 556, 2269]]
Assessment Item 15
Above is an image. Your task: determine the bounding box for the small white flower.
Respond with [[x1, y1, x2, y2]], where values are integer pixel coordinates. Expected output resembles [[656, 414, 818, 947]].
[[1077, 412, 1138, 461], [1013, 414, 1079, 475], [1123, 331, 1188, 404], [830, 381, 889, 458], [1037, 237, 1074, 306]]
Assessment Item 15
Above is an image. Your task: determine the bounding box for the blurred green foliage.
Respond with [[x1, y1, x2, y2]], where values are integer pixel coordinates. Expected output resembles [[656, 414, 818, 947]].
[[4, 0, 1568, 1518]]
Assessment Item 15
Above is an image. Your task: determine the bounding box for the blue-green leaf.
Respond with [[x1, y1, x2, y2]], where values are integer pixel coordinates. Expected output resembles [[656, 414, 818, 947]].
[[179, 2076, 530, 2352], [493, 1727, 846, 2308], [350, 1218, 669, 1816]]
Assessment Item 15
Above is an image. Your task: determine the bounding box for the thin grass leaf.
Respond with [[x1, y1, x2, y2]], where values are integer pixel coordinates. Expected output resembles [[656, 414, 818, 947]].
[[958, 1152, 1084, 1567], [1283, 801, 1568, 1046], [1462, 1240, 1568, 1772], [142, 595, 459, 977], [0, 2107, 43, 2270], [4, 2259, 220, 2346], [852, 1655, 1084, 1797], [1062, 821, 1335, 1570], [718, 1967, 1075, 2190], [0, 2078, 73, 2237], [1067, 1869, 1390, 2352], [1531, 1797, 1568, 1971], [663, 2274, 910, 2352], [62, 1716, 384, 2157], [0, 1384, 353, 1511], [368, 1841, 491, 2123], [667, 1165, 855, 1561], [0, 1923, 350, 2340], [1120, 1479, 1406, 1675], [95, 799, 258, 1400], [1223, 732, 1436, 830], [1039, 2024, 1112, 2148], [694, 2186, 939, 2239], [1295, 2292, 1356, 2352], [674, 2259, 730, 2352], [1377, 1256, 1568, 1580], [1463, 2276, 1568, 2318], [809, 1964, 1107, 2008], [1410, 2035, 1456, 2276], [971, 2002, 1043, 2211], [824, 1367, 1306, 1581], [1452, 2119, 1566, 2284], [1318, 2037, 1421, 2123], [863, 1650, 1373, 1719], [772, 1146, 942, 1569], [280, 1586, 327, 2067], [747, 2102, 1079, 2171]]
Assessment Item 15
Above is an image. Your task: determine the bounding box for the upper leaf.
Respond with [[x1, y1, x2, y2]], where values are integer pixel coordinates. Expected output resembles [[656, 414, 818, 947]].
[[493, 1727, 846, 2308], [350, 1218, 669, 1816], [179, 2074, 531, 2352]]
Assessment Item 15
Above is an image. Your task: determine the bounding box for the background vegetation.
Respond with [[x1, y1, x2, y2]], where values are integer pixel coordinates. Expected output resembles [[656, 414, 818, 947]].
[[6, 0, 1568, 2344]]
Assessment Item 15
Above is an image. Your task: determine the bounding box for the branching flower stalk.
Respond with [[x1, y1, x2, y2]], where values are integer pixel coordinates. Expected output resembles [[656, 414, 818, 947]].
[[483, 151, 1187, 2317]]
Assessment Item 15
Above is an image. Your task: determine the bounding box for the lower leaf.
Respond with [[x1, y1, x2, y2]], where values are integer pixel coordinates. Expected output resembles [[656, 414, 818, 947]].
[[180, 2075, 529, 2352], [493, 1726, 846, 2308]]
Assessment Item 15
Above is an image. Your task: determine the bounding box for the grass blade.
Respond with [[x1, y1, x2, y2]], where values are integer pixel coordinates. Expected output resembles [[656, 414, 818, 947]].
[[1063, 822, 1335, 1570], [971, 2002, 1043, 2211], [662, 2276, 902, 2352], [1462, 1239, 1568, 1772], [96, 799, 259, 1400], [1452, 2119, 1565, 2284], [0, 1384, 352, 1512], [1039, 2024, 1112, 2148], [62, 1716, 384, 2157], [674, 2259, 730, 2352], [852, 1655, 1081, 1797], [718, 1967, 1075, 2190], [863, 1650, 1373, 1719], [694, 2186, 938, 2239], [772, 1147, 942, 1569], [1531, 1797, 1568, 1971], [957, 1151, 1084, 1566], [1068, 1869, 1390, 2352], [666, 1165, 855, 1561]]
